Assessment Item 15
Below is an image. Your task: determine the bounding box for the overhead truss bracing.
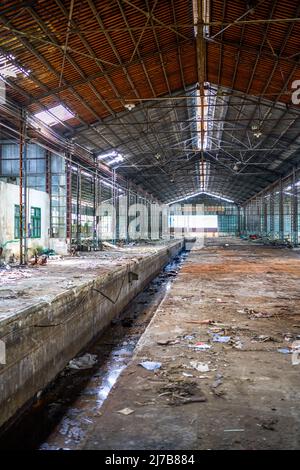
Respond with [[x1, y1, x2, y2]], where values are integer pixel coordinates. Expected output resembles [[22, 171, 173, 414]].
[[1, 0, 300, 203]]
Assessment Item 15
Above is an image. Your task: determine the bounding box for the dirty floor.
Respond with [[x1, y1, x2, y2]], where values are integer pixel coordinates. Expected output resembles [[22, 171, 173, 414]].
[[0, 244, 169, 320], [80, 239, 300, 450], [0, 251, 187, 450]]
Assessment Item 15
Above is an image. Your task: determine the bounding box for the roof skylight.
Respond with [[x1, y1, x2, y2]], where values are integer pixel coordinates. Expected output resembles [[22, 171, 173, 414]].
[[0, 52, 30, 78], [167, 191, 234, 205], [34, 104, 74, 126]]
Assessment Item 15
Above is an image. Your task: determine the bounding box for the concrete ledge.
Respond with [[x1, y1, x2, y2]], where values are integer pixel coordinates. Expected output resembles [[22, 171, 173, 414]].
[[0, 241, 183, 429]]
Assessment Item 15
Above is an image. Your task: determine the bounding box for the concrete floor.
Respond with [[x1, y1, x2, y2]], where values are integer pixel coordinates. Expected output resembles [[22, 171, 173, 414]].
[[0, 241, 183, 430], [78, 238, 300, 450], [0, 244, 170, 320], [0, 250, 187, 450]]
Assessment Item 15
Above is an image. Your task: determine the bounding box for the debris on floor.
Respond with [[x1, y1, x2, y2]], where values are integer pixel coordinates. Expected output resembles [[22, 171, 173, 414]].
[[79, 241, 300, 450], [188, 342, 211, 351], [238, 308, 274, 319], [211, 373, 223, 389], [189, 361, 210, 372], [0, 266, 33, 285], [251, 335, 276, 342], [116, 408, 135, 416], [212, 334, 231, 343], [260, 418, 278, 431], [277, 348, 291, 354], [186, 319, 215, 325], [156, 339, 180, 346], [67, 353, 98, 370], [158, 380, 207, 406], [139, 361, 162, 371]]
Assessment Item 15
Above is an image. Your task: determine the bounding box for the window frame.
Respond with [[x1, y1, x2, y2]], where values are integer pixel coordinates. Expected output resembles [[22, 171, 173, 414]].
[[30, 206, 41, 239]]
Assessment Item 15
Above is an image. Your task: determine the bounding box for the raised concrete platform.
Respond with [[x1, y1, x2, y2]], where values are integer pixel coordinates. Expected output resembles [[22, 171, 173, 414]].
[[0, 241, 183, 429], [82, 239, 300, 450]]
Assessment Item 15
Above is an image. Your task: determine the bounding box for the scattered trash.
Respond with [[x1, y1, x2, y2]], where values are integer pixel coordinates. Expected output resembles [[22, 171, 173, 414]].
[[158, 380, 207, 406], [183, 334, 196, 341], [28, 252, 48, 266], [291, 341, 300, 365], [189, 361, 210, 372], [58, 417, 85, 442], [139, 361, 162, 371], [261, 418, 278, 431], [233, 340, 243, 350], [67, 353, 98, 370], [39, 443, 59, 451], [284, 333, 295, 342], [277, 348, 291, 354], [0, 266, 33, 285], [116, 408, 135, 415], [102, 241, 123, 251], [212, 334, 231, 343], [251, 311, 274, 319], [212, 389, 226, 398], [211, 373, 223, 389], [208, 326, 226, 333], [251, 335, 275, 343], [188, 342, 211, 351], [186, 320, 215, 325], [157, 339, 180, 346], [237, 308, 274, 319]]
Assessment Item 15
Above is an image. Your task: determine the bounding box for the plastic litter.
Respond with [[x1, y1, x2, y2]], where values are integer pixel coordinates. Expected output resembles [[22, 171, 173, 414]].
[[237, 308, 273, 319], [252, 335, 274, 342], [292, 341, 300, 365], [212, 334, 231, 343], [277, 348, 291, 354], [211, 373, 223, 388], [182, 372, 193, 377], [189, 342, 211, 350], [189, 361, 210, 372], [67, 353, 98, 370], [139, 361, 162, 371], [251, 311, 274, 319], [183, 334, 196, 340], [116, 408, 135, 415]]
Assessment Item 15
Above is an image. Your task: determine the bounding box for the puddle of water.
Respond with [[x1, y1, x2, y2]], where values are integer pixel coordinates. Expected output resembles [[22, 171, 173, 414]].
[[0, 251, 188, 450]]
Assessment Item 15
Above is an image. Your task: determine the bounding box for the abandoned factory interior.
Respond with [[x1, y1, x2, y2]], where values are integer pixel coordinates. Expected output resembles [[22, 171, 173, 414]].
[[1, 0, 300, 452]]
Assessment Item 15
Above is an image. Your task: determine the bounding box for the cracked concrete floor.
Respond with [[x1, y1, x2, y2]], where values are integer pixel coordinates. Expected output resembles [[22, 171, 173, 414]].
[[0, 245, 166, 320], [81, 240, 300, 450]]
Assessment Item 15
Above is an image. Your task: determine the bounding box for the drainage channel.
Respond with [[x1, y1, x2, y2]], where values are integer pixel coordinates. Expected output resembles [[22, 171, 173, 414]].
[[0, 250, 188, 450]]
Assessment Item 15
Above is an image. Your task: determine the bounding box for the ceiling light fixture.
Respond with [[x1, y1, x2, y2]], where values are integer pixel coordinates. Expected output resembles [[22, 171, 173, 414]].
[[124, 103, 135, 111], [251, 124, 262, 139]]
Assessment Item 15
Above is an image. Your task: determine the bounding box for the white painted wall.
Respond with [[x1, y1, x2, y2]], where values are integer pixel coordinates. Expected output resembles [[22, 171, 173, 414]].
[[49, 238, 68, 255], [0, 181, 50, 259]]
